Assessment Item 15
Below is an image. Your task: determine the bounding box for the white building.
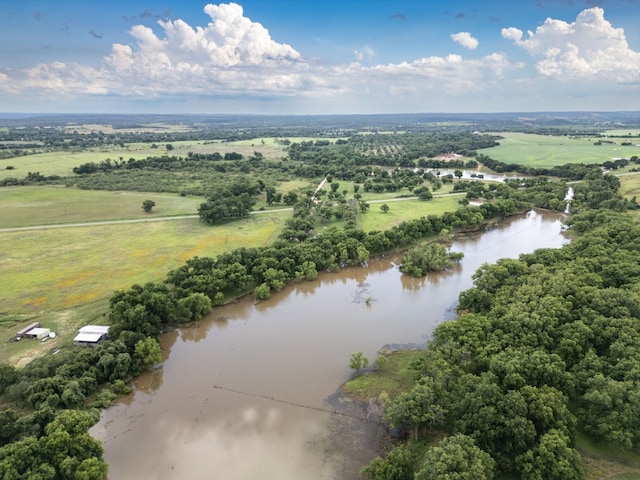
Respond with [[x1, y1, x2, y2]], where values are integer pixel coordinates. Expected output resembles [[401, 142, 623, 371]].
[[74, 325, 110, 346]]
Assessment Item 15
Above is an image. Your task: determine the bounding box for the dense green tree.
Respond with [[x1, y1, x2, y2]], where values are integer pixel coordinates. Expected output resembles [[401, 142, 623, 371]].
[[516, 430, 583, 480], [400, 243, 463, 277], [134, 338, 163, 370], [0, 365, 18, 395], [360, 445, 413, 480], [141, 199, 155, 212], [253, 283, 271, 300], [177, 292, 212, 322], [415, 434, 495, 480], [384, 379, 445, 441], [0, 409, 20, 446]]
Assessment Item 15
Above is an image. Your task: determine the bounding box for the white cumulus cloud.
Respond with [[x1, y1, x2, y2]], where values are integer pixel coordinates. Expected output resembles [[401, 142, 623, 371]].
[[450, 32, 479, 50], [501, 7, 640, 82]]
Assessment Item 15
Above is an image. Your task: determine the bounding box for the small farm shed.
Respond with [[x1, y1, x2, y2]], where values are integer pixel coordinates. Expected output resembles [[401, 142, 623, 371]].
[[16, 322, 41, 340], [74, 325, 110, 347], [24, 327, 51, 340]]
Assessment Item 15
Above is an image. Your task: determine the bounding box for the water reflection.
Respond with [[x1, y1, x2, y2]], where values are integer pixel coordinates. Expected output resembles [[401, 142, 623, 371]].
[[92, 210, 569, 480]]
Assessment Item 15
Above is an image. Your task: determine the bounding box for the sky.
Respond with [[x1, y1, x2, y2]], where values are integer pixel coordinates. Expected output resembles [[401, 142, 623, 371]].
[[1, 0, 639, 115]]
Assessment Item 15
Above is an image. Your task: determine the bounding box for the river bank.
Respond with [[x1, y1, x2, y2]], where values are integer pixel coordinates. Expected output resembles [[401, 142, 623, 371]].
[[91, 210, 569, 479]]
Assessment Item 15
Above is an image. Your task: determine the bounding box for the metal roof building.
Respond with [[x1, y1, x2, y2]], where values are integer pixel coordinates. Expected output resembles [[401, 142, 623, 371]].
[[74, 325, 110, 346]]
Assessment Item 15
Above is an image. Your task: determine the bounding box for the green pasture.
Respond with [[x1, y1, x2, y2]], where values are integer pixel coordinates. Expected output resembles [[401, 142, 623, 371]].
[[0, 212, 288, 315], [0, 148, 147, 179], [618, 172, 640, 199], [319, 179, 456, 202], [276, 179, 317, 192], [0, 137, 292, 180], [577, 431, 640, 480], [1, 299, 111, 368], [618, 172, 640, 222], [134, 136, 346, 160], [359, 195, 464, 232], [0, 187, 203, 227], [602, 129, 640, 137], [481, 132, 640, 167]]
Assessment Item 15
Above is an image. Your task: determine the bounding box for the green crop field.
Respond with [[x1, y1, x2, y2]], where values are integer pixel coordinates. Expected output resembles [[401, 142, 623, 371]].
[[0, 187, 203, 227], [481, 132, 640, 167]]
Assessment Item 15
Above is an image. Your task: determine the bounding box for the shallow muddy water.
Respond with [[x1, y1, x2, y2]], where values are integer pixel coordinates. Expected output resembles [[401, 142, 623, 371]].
[[90, 210, 569, 480]]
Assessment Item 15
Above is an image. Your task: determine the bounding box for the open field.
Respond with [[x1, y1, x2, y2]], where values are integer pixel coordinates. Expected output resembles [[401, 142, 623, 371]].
[[0, 298, 111, 368], [617, 172, 640, 222], [602, 129, 640, 137], [577, 431, 640, 480], [359, 195, 465, 231], [618, 172, 640, 199], [481, 132, 640, 167], [0, 137, 349, 179], [0, 187, 203, 227], [0, 148, 150, 179], [0, 212, 288, 315]]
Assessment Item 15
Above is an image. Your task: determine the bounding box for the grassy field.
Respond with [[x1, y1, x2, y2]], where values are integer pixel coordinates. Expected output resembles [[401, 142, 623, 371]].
[[577, 431, 640, 480], [343, 349, 424, 400], [0, 187, 203, 227], [618, 172, 640, 200], [602, 129, 640, 137], [359, 195, 465, 231], [617, 172, 640, 222], [0, 212, 289, 363], [481, 132, 640, 167], [0, 212, 288, 314], [0, 142, 261, 180], [0, 137, 346, 180]]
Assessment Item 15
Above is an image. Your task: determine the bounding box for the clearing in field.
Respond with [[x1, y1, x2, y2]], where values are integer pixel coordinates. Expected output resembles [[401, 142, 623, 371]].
[[481, 132, 640, 167]]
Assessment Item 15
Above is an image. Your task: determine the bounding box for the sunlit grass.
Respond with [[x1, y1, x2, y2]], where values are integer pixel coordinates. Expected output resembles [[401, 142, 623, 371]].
[[359, 195, 465, 232], [481, 132, 638, 167], [0, 212, 288, 314], [618, 172, 640, 199], [0, 186, 204, 227], [343, 350, 423, 400]]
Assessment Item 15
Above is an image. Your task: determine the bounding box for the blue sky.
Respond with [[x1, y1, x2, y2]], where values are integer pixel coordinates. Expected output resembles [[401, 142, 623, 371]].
[[1, 0, 639, 114]]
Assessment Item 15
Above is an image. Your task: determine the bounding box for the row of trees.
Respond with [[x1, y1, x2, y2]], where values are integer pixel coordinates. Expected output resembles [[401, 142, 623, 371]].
[[360, 175, 639, 479]]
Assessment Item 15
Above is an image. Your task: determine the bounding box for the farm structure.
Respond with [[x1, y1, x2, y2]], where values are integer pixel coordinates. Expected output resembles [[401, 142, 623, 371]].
[[24, 328, 51, 341], [73, 325, 110, 347], [15, 322, 41, 340]]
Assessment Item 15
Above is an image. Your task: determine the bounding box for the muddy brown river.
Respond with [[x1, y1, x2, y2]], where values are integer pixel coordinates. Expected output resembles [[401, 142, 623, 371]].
[[90, 210, 569, 479]]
